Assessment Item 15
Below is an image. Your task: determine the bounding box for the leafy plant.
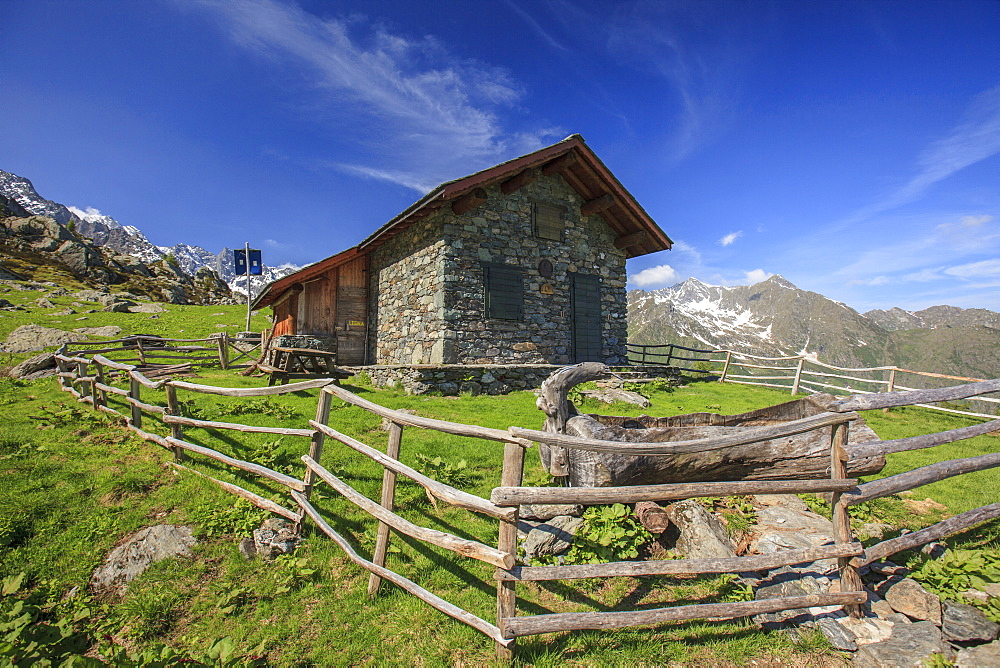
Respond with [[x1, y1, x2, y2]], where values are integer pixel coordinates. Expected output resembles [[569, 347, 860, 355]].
[[117, 584, 182, 640], [226, 398, 298, 421], [715, 573, 755, 603], [413, 453, 476, 488], [246, 438, 298, 475], [909, 548, 1000, 603], [0, 572, 94, 665], [699, 496, 757, 537], [271, 555, 317, 595], [560, 504, 653, 565], [189, 498, 266, 538]]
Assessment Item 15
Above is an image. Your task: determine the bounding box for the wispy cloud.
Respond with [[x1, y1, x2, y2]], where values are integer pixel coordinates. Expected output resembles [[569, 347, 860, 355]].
[[945, 258, 1000, 279], [838, 85, 1000, 228], [718, 231, 742, 246], [185, 0, 561, 192], [504, 0, 570, 52], [741, 269, 772, 284], [630, 264, 679, 287]]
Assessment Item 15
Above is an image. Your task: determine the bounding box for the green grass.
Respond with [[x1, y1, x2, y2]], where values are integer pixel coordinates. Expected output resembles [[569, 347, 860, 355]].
[[2, 320, 999, 664]]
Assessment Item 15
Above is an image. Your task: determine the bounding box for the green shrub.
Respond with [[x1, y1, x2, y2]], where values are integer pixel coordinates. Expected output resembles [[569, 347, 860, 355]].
[[560, 504, 653, 565]]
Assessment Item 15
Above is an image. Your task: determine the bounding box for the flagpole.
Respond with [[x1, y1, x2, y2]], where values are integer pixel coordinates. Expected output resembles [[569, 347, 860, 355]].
[[245, 241, 252, 333]]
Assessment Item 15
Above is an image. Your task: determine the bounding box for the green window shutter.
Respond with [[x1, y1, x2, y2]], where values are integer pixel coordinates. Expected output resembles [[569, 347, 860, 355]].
[[484, 263, 523, 320], [533, 203, 564, 241]]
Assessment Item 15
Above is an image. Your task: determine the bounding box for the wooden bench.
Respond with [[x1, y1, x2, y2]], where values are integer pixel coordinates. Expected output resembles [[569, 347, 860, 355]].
[[258, 346, 352, 386]]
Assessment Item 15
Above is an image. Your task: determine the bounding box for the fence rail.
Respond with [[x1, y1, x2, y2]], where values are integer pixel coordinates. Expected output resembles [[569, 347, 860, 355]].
[[51, 346, 1000, 660], [627, 342, 1000, 419]]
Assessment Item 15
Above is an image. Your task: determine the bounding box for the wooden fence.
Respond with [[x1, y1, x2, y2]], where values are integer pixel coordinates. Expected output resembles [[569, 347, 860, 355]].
[[52, 348, 1000, 660], [626, 342, 1000, 420]]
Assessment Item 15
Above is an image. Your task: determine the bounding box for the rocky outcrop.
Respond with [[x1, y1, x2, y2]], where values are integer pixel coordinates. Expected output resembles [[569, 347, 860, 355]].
[[89, 525, 197, 593]]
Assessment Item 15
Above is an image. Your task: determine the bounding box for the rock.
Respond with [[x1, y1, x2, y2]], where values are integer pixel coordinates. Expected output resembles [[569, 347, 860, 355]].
[[251, 518, 299, 560], [859, 523, 897, 540], [883, 578, 942, 625], [35, 297, 55, 308], [89, 525, 196, 592], [522, 515, 585, 559], [2, 324, 78, 353], [942, 600, 1000, 642], [984, 582, 1000, 598], [73, 325, 122, 338], [579, 388, 651, 407], [750, 504, 837, 566], [853, 621, 952, 668], [0, 298, 14, 308], [817, 616, 857, 651], [837, 616, 895, 645], [753, 566, 835, 627], [956, 639, 1000, 667], [963, 589, 991, 604], [754, 494, 809, 512], [52, 308, 75, 315], [129, 303, 167, 313], [238, 536, 257, 560], [665, 499, 736, 560], [8, 352, 56, 378], [102, 300, 134, 313], [74, 289, 108, 301], [520, 504, 584, 521]]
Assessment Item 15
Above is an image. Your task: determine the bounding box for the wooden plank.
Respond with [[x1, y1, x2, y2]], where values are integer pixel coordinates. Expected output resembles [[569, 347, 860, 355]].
[[126, 423, 171, 448], [509, 410, 857, 456], [613, 230, 649, 250], [541, 152, 577, 176], [125, 396, 166, 414], [580, 193, 615, 216], [168, 378, 337, 396], [309, 421, 514, 520], [161, 414, 315, 437], [491, 478, 858, 506], [498, 543, 864, 581], [830, 422, 863, 617], [500, 169, 536, 194], [451, 188, 488, 215], [323, 385, 529, 446], [853, 503, 1000, 567], [129, 371, 167, 389], [301, 456, 513, 569], [94, 382, 130, 396], [848, 419, 1000, 460], [168, 462, 298, 521], [92, 354, 136, 371], [129, 377, 142, 428], [165, 436, 307, 491], [501, 592, 867, 638], [846, 452, 1000, 506], [830, 379, 1000, 412], [291, 491, 511, 646], [496, 441, 525, 656]]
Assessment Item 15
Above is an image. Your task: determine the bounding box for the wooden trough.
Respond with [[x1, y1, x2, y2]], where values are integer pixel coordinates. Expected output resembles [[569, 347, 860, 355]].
[[535, 363, 886, 488]]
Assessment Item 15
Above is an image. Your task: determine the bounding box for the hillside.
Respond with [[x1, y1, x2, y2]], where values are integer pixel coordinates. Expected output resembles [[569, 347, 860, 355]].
[[0, 169, 299, 294], [628, 275, 1000, 380]]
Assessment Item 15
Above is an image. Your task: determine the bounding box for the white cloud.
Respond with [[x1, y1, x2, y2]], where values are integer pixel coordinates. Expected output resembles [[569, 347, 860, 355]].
[[67, 205, 103, 218], [944, 258, 1000, 279], [742, 269, 772, 284], [188, 0, 560, 192], [631, 264, 679, 287], [718, 231, 742, 246], [960, 214, 993, 227]]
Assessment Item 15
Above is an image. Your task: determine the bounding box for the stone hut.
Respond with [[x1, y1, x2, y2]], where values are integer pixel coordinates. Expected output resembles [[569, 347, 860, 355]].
[[252, 134, 672, 366]]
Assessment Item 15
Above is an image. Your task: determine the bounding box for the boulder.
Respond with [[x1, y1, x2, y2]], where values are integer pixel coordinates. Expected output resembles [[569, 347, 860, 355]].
[[816, 617, 857, 651], [129, 303, 167, 313], [89, 525, 196, 592], [941, 600, 1000, 642], [2, 324, 78, 353], [750, 504, 837, 566], [956, 639, 1000, 667], [102, 300, 134, 313], [520, 504, 584, 521], [853, 620, 953, 668], [882, 577, 942, 625], [522, 515, 585, 560], [579, 388, 651, 408], [664, 499, 736, 560], [250, 518, 299, 561], [73, 325, 122, 338], [0, 298, 15, 308], [35, 297, 55, 308], [8, 352, 56, 379], [753, 565, 834, 627]]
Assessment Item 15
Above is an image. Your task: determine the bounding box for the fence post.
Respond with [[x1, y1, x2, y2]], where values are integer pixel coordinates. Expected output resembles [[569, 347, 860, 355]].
[[164, 384, 185, 461], [299, 388, 332, 533], [77, 360, 94, 407], [665, 344, 674, 366], [883, 368, 897, 414], [496, 441, 525, 660], [137, 338, 147, 366], [93, 359, 108, 409], [791, 357, 805, 396], [719, 351, 733, 383], [830, 421, 863, 617], [368, 420, 403, 598], [216, 333, 230, 370], [129, 375, 142, 428]]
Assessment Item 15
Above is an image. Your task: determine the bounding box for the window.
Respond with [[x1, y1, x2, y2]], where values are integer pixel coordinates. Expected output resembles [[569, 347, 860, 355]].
[[483, 263, 523, 320], [533, 202, 564, 241]]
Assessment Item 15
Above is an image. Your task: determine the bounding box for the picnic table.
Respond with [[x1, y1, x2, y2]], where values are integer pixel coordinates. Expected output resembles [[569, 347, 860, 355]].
[[258, 346, 352, 386]]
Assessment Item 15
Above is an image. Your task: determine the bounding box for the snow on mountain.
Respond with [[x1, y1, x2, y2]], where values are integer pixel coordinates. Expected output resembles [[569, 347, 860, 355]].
[[0, 167, 299, 293]]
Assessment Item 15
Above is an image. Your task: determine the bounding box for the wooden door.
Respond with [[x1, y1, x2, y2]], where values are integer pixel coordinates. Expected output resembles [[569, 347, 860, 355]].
[[336, 256, 368, 365], [570, 273, 602, 363]]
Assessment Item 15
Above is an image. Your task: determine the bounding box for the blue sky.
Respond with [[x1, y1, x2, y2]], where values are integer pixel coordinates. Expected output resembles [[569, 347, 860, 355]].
[[3, 0, 999, 313]]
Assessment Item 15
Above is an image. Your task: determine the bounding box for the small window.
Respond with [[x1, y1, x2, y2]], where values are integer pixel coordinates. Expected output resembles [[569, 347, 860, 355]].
[[483, 263, 523, 320], [533, 202, 564, 241]]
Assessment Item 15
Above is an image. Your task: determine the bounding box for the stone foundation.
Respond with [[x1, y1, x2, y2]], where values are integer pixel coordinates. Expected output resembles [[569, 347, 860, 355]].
[[350, 364, 680, 395]]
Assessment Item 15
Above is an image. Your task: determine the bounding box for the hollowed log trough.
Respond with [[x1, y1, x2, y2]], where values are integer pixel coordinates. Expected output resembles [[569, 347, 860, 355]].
[[536, 363, 885, 488]]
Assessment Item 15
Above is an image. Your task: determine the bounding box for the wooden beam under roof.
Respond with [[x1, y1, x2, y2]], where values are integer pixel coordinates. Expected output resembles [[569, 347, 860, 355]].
[[541, 152, 578, 176], [500, 169, 536, 195], [451, 188, 488, 215], [614, 230, 650, 250], [580, 193, 616, 216]]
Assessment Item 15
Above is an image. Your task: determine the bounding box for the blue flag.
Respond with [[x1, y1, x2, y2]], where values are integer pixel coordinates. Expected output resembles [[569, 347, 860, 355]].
[[234, 249, 263, 275]]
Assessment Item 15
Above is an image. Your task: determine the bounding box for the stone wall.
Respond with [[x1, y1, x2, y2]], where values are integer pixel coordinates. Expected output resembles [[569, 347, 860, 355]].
[[367, 167, 629, 365]]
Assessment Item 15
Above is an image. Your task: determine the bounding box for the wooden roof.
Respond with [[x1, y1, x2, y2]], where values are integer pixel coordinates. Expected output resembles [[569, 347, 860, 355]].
[[254, 134, 671, 309]]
